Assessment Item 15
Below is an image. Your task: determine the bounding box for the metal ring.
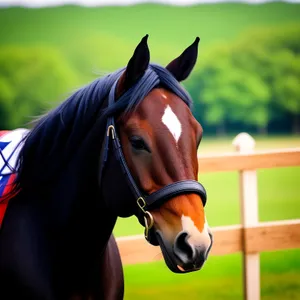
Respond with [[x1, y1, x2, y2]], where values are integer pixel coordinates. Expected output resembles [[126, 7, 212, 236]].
[[144, 211, 154, 240], [144, 211, 154, 230]]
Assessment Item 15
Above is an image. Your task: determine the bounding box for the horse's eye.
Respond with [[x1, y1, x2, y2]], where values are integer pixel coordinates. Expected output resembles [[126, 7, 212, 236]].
[[129, 136, 150, 152]]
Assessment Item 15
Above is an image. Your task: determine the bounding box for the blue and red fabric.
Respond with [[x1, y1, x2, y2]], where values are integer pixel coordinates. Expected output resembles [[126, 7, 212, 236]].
[[0, 129, 29, 226]]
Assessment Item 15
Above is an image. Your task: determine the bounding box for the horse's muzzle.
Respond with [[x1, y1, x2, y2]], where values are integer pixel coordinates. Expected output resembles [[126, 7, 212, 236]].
[[155, 229, 213, 273]]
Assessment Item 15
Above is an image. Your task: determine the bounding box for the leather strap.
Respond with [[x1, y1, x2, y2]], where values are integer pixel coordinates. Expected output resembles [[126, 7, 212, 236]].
[[98, 78, 207, 217], [145, 180, 206, 210], [104, 121, 207, 210]]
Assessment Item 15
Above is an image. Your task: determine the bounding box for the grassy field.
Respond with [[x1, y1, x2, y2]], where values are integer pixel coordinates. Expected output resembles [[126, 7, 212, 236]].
[[113, 135, 300, 300], [1, 3, 300, 75]]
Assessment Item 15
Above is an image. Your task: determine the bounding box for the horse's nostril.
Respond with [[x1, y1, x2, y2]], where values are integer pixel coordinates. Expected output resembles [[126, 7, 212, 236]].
[[173, 231, 196, 264]]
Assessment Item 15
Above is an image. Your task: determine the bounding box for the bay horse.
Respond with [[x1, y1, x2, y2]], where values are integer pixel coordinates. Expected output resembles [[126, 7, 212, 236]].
[[0, 35, 213, 300]]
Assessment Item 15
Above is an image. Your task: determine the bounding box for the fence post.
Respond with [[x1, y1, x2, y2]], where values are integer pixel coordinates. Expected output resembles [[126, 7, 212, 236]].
[[233, 133, 260, 300]]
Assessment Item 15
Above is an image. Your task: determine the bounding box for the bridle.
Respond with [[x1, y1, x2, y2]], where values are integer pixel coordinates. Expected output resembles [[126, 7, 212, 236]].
[[99, 79, 207, 245]]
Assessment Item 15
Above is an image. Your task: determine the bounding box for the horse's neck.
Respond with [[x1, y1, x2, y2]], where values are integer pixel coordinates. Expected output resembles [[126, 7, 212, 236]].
[[24, 128, 118, 256], [44, 167, 117, 289], [50, 159, 117, 246]]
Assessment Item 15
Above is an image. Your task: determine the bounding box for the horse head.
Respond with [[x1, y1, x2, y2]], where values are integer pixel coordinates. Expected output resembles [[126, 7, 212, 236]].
[[101, 35, 213, 273]]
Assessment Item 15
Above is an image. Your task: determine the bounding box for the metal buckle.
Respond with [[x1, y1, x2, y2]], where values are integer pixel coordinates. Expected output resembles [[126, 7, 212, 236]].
[[107, 125, 115, 139], [137, 197, 146, 214]]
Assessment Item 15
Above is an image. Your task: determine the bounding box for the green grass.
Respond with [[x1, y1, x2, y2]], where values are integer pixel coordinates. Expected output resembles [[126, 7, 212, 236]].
[[1, 3, 300, 74], [113, 135, 300, 299], [123, 250, 300, 300], [198, 134, 300, 154]]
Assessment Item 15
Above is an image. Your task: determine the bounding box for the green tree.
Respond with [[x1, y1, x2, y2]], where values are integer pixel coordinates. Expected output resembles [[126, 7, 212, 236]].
[[273, 52, 300, 133], [0, 75, 15, 128], [264, 27, 300, 133], [0, 46, 79, 129], [188, 25, 300, 135], [188, 44, 270, 135]]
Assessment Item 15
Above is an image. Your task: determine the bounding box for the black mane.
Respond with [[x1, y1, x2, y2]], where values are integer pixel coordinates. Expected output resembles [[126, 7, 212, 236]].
[[12, 64, 193, 194]]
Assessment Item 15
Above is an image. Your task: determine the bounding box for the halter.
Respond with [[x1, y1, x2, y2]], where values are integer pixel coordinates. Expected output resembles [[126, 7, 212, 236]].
[[99, 79, 207, 244]]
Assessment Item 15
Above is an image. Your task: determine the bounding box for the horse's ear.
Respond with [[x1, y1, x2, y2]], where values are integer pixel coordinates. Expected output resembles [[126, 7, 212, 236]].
[[116, 34, 150, 97], [166, 37, 200, 82]]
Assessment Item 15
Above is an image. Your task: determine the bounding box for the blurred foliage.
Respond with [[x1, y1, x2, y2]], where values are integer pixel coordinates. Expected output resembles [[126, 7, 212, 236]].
[[0, 46, 79, 129], [187, 25, 300, 134], [0, 4, 299, 134]]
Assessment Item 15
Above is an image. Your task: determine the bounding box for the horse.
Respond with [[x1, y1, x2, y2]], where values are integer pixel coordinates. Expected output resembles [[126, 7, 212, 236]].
[[0, 35, 213, 300]]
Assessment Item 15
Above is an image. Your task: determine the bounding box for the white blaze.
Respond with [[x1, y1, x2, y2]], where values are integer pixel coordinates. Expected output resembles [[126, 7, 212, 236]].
[[162, 105, 182, 143], [181, 215, 211, 247]]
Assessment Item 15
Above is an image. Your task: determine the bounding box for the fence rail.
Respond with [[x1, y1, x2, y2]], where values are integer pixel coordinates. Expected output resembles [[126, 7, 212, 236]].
[[116, 133, 300, 300], [116, 220, 300, 264], [198, 147, 300, 173]]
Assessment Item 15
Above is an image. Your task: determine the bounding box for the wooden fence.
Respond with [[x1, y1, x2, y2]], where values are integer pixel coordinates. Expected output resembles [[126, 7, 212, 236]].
[[116, 133, 300, 300]]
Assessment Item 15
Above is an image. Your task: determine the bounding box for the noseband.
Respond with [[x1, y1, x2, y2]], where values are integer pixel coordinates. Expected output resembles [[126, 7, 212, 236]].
[[99, 80, 207, 244]]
